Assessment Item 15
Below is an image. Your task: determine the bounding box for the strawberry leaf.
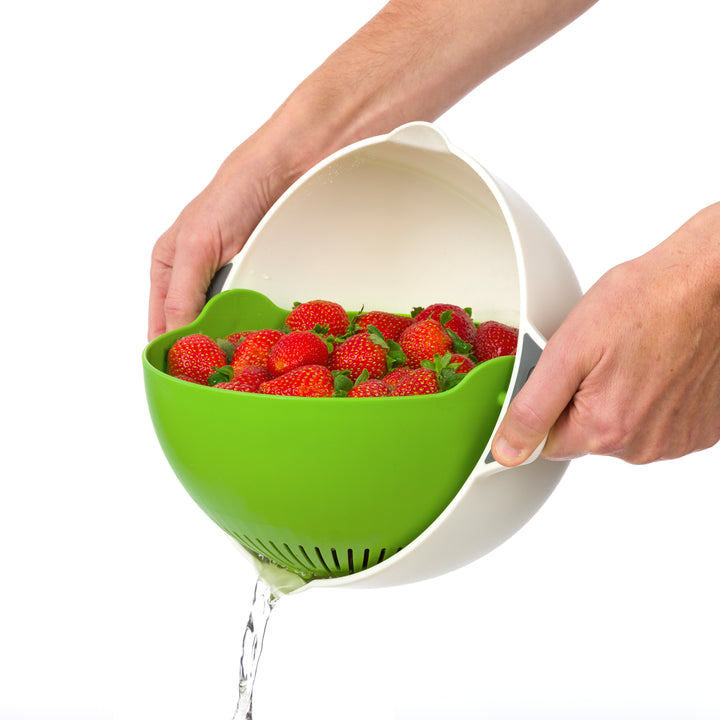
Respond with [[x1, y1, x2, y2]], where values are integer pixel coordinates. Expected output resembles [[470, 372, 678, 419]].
[[410, 306, 424, 318], [207, 365, 234, 386], [448, 329, 473, 355], [321, 336, 336, 353], [332, 369, 354, 397], [216, 337, 236, 363], [366, 325, 389, 349], [353, 369, 370, 387], [421, 353, 464, 393], [385, 339, 407, 370], [438, 316, 473, 355], [439, 370, 464, 392]]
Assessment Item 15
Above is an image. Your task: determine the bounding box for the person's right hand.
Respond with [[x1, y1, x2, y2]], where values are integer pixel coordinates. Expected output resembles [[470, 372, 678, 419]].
[[491, 202, 720, 466], [147, 138, 283, 341]]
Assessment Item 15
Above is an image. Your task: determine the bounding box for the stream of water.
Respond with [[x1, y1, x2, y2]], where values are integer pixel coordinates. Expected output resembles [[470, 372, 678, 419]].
[[231, 576, 281, 720]]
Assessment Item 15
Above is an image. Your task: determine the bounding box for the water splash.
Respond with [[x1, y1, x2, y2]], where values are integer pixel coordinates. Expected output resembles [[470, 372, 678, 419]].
[[232, 576, 280, 720]]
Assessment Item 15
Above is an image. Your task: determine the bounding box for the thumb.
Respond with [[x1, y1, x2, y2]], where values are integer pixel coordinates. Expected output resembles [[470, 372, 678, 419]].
[[491, 338, 583, 467]]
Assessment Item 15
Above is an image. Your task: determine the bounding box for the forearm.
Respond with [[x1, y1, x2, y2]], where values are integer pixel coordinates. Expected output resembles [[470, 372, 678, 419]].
[[249, 0, 599, 198]]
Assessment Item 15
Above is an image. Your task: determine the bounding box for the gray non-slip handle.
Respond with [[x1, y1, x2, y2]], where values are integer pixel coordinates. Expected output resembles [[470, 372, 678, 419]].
[[206, 262, 233, 302]]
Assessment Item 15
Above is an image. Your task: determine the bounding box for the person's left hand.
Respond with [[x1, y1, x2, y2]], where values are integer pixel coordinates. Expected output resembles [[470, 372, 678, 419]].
[[491, 202, 720, 466]]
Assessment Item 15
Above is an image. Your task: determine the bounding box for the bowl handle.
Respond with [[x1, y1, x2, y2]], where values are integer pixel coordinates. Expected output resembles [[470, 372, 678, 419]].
[[385, 121, 452, 153], [484, 324, 547, 468], [206, 262, 234, 301]]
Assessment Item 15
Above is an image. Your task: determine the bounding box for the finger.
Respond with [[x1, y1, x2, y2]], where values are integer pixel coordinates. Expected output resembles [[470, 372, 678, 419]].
[[491, 334, 586, 466], [148, 235, 174, 341], [162, 232, 219, 334]]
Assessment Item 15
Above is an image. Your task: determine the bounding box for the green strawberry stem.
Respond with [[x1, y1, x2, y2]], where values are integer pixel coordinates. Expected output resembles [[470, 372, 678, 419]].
[[420, 352, 464, 393], [438, 312, 474, 355]]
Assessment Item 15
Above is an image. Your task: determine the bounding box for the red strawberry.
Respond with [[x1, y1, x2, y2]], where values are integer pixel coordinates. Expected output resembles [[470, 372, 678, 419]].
[[398, 318, 452, 368], [388, 368, 440, 396], [231, 329, 283, 371], [226, 330, 251, 346], [214, 379, 258, 393], [383, 366, 412, 390], [167, 334, 227, 385], [215, 365, 272, 392], [354, 311, 412, 342], [329, 331, 388, 381], [171, 372, 204, 385], [412, 303, 476, 343], [267, 331, 331, 377], [473, 321, 519, 363], [285, 299, 350, 336], [449, 353, 476, 374], [347, 379, 390, 397], [259, 364, 335, 398]]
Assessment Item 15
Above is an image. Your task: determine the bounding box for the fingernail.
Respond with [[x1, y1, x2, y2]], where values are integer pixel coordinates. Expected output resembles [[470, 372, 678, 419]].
[[493, 435, 523, 465]]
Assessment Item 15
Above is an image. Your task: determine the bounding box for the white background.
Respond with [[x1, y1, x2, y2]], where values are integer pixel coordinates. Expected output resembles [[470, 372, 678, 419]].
[[2, 1, 719, 718]]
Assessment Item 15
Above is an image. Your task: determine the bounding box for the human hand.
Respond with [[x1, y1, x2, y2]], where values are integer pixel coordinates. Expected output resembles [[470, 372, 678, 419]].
[[492, 202, 720, 466], [148, 137, 285, 341]]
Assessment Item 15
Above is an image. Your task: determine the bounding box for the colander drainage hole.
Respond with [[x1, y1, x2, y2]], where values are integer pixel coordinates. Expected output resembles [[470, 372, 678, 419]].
[[331, 547, 342, 571], [313, 547, 332, 575], [361, 548, 370, 571], [298, 545, 319, 571], [288, 543, 316, 572]]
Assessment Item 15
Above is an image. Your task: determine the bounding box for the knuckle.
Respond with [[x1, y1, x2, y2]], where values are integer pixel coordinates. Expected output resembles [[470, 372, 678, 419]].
[[162, 288, 189, 323], [585, 409, 634, 457], [592, 427, 629, 457]]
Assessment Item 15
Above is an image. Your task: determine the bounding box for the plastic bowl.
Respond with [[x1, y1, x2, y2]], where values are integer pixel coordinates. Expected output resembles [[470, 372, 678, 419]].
[[143, 288, 514, 580]]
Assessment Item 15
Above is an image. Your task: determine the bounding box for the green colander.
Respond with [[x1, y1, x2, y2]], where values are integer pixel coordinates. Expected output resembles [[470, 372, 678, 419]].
[[143, 288, 514, 581]]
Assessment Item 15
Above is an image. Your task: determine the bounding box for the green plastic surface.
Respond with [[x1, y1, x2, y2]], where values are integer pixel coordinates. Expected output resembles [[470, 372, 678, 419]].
[[143, 289, 513, 580]]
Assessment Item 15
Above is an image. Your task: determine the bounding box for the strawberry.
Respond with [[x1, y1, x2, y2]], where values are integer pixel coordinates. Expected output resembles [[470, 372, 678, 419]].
[[214, 379, 258, 393], [215, 365, 272, 392], [347, 379, 390, 397], [473, 321, 519, 363], [231, 329, 283, 371], [167, 334, 227, 385], [412, 303, 476, 343], [171, 372, 205, 385], [354, 311, 413, 342], [267, 331, 331, 377], [226, 330, 251, 346], [449, 353, 476, 374], [259, 364, 335, 398], [398, 318, 452, 368], [388, 367, 440, 396], [383, 366, 412, 390], [329, 329, 404, 380], [285, 299, 350, 336]]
